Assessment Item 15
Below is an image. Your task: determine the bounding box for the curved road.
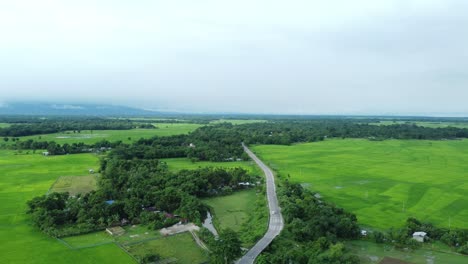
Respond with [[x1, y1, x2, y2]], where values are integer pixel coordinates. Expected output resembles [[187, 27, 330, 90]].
[[237, 143, 284, 264]]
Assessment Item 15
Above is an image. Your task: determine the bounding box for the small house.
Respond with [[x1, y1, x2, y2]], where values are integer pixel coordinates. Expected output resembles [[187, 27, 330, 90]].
[[143, 206, 157, 212], [164, 213, 174, 218], [89, 169, 95, 174], [189, 143, 195, 148], [361, 230, 368, 236], [412, 231, 427, 242], [105, 200, 115, 205], [106, 226, 125, 236], [42, 151, 49, 156]]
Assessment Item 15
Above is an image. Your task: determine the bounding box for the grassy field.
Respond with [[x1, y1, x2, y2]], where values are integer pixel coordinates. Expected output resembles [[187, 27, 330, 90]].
[[124, 233, 208, 264], [204, 189, 260, 233], [62, 225, 161, 248], [252, 139, 468, 230], [10, 123, 201, 145], [49, 175, 97, 195], [0, 123, 10, 128], [204, 189, 268, 247], [370, 120, 468, 129], [0, 150, 135, 263], [161, 157, 259, 174], [348, 240, 468, 264]]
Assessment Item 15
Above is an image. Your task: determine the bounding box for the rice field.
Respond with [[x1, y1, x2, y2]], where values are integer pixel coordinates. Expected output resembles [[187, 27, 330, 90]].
[[252, 139, 468, 230]]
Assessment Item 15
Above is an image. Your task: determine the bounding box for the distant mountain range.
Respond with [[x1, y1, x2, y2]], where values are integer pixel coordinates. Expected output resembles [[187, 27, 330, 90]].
[[0, 102, 169, 116]]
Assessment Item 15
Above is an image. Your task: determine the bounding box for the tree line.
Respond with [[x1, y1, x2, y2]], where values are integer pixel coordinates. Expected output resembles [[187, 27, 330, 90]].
[[255, 181, 360, 263], [0, 118, 154, 137]]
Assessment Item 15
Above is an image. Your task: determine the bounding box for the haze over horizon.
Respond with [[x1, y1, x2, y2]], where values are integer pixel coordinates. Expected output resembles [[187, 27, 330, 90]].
[[1, 0, 468, 116]]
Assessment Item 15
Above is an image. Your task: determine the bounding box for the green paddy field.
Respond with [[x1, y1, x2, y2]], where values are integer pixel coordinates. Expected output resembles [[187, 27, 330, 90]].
[[252, 139, 468, 230]]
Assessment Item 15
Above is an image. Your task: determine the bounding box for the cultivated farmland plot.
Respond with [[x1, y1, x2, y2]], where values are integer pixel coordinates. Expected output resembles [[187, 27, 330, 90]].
[[252, 139, 468, 230]]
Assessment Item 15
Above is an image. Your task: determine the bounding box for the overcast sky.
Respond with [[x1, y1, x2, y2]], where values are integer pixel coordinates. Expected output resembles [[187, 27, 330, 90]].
[[1, 0, 468, 115]]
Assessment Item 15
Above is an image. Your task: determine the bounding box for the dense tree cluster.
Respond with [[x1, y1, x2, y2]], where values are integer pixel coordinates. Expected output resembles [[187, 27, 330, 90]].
[[258, 182, 360, 263], [27, 156, 258, 237], [0, 118, 150, 137], [198, 228, 242, 263], [108, 124, 247, 161]]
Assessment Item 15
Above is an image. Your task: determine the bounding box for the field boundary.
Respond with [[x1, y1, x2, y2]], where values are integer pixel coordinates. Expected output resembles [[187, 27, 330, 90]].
[[46, 176, 63, 195], [116, 242, 140, 263]]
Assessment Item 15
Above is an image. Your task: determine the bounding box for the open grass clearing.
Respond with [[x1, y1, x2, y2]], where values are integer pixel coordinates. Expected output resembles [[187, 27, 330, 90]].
[[203, 189, 268, 247], [49, 175, 97, 196], [0, 123, 11, 128], [252, 139, 468, 230], [124, 232, 208, 264], [0, 150, 135, 263], [204, 189, 258, 232]]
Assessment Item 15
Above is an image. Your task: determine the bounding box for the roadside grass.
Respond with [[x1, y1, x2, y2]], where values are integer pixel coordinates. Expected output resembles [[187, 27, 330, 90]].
[[6, 123, 201, 145], [49, 175, 97, 196], [348, 240, 468, 264], [251, 139, 468, 230], [161, 157, 260, 174], [203, 189, 268, 247], [0, 150, 135, 264], [123, 232, 208, 264], [369, 120, 468, 129]]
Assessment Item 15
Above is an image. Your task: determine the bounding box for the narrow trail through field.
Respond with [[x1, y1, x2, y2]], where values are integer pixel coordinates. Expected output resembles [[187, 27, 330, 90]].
[[237, 143, 284, 264]]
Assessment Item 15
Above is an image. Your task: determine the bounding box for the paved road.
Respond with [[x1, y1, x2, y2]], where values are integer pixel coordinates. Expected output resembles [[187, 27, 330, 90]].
[[237, 143, 284, 264]]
